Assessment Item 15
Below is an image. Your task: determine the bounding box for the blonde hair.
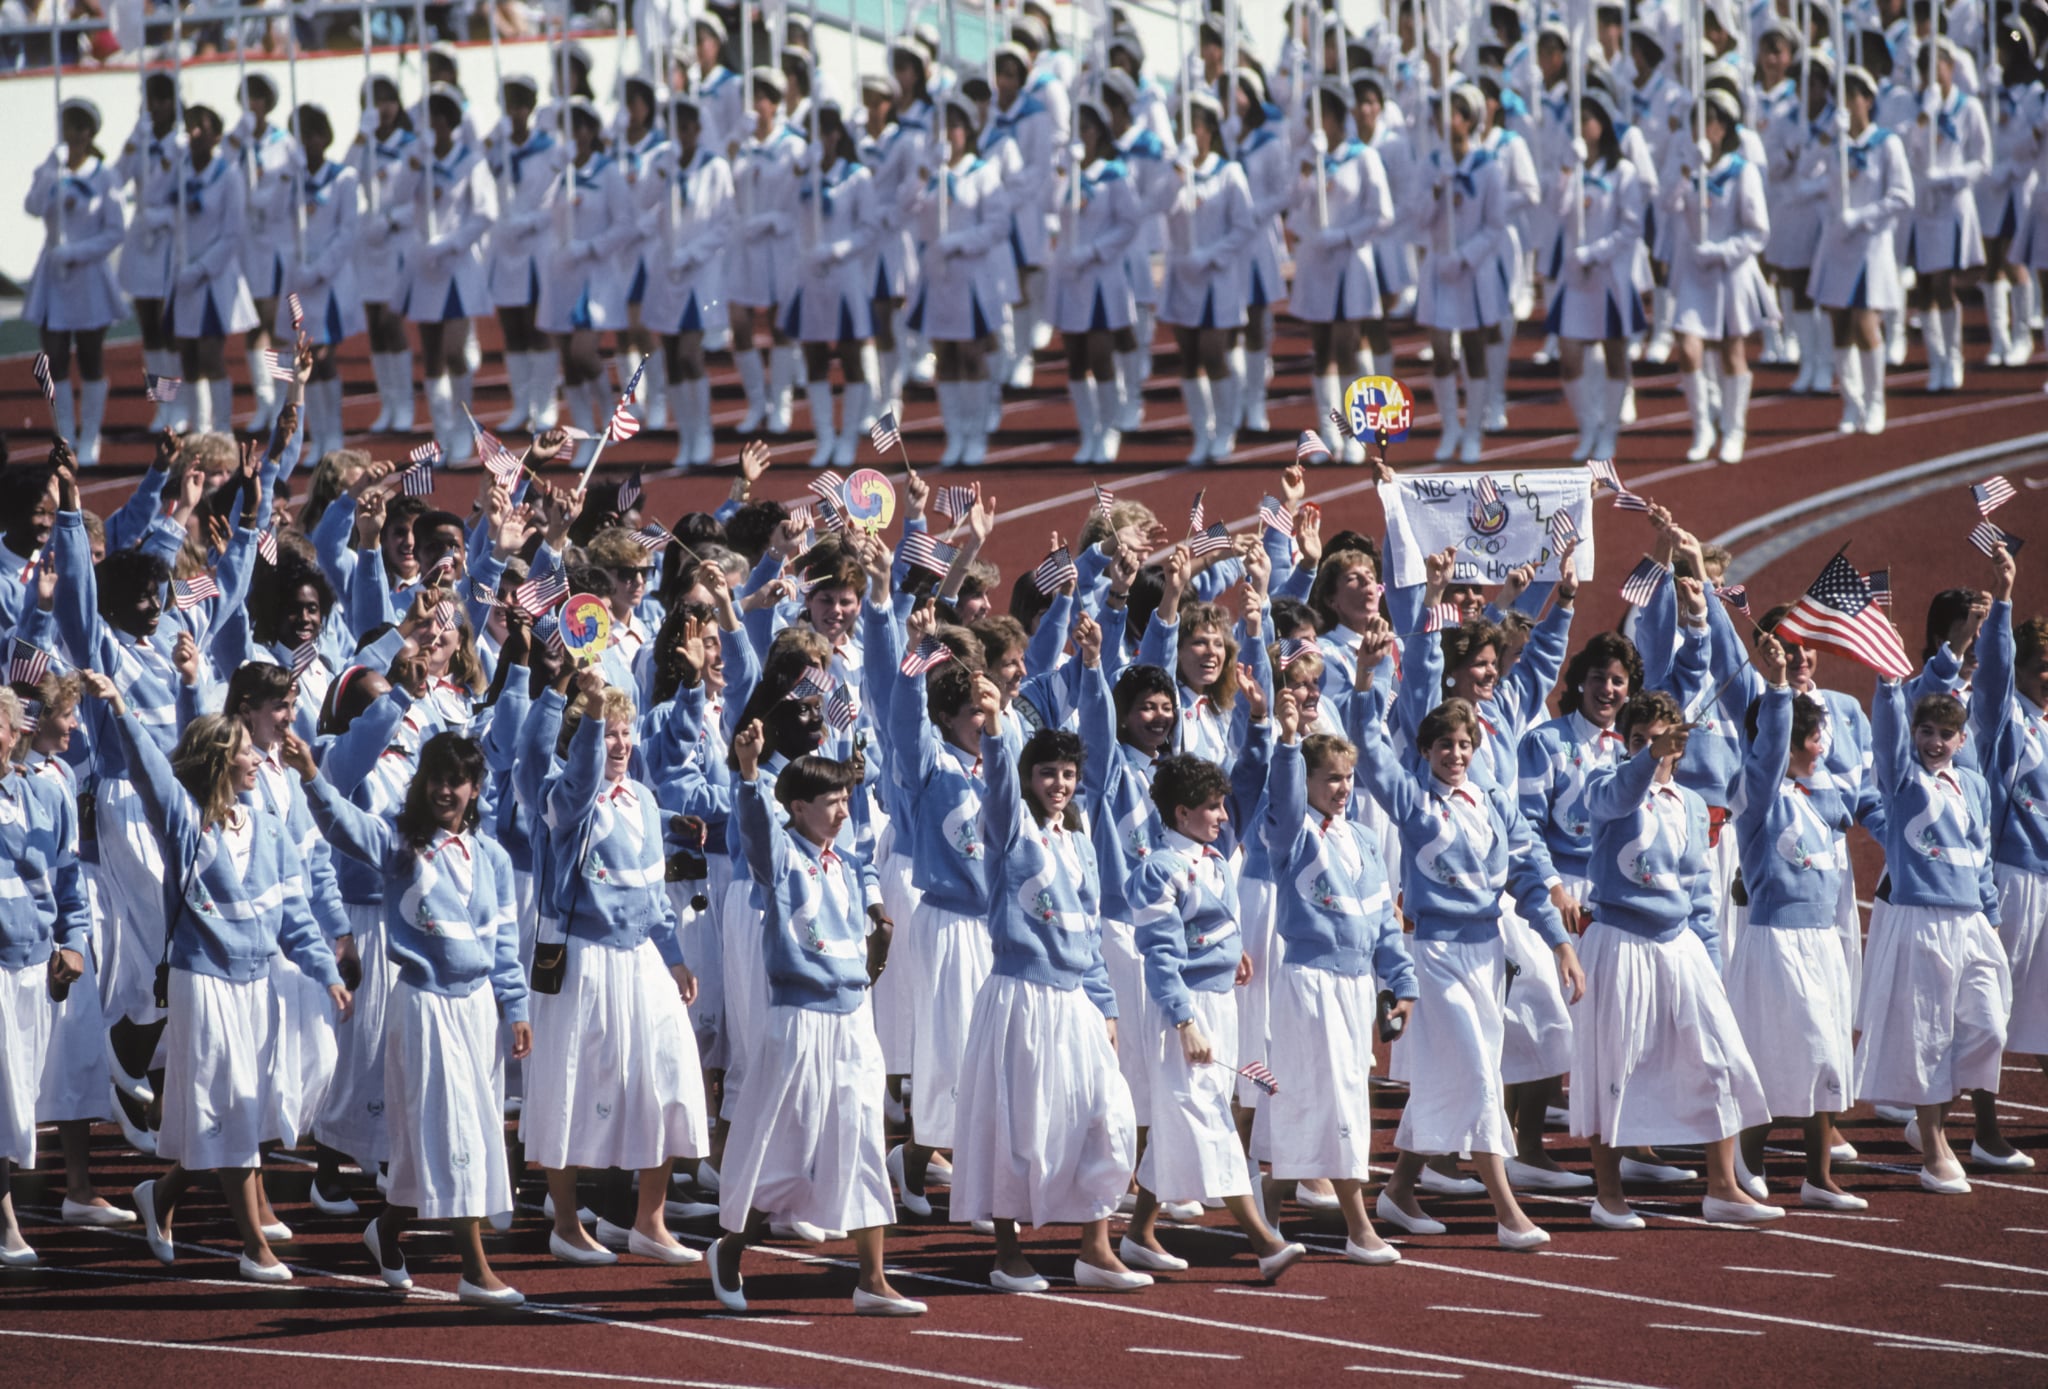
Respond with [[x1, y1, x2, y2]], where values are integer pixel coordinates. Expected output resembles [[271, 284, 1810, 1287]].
[[172, 714, 251, 829], [1077, 499, 1160, 551], [557, 682, 638, 755], [585, 527, 649, 572], [171, 431, 238, 488], [0, 689, 21, 740]]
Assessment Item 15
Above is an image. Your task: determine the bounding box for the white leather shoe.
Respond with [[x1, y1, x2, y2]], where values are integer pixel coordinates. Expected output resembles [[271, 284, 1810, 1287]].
[[665, 1199, 719, 1222], [1416, 1167, 1486, 1196], [457, 1278, 526, 1307], [1294, 1184, 1341, 1210], [1618, 1157, 1697, 1184], [1734, 1154, 1770, 1201], [308, 1181, 359, 1216], [1701, 1196, 1785, 1224], [1117, 1236, 1188, 1272], [1342, 1239, 1401, 1265], [708, 1238, 746, 1311], [134, 1181, 175, 1264], [1919, 1167, 1972, 1195], [238, 1255, 294, 1284], [363, 1219, 413, 1291], [1496, 1223, 1551, 1251], [1074, 1259, 1153, 1292], [61, 1199, 137, 1227], [853, 1287, 928, 1316], [1159, 1199, 1204, 1223], [548, 1230, 619, 1266], [0, 1240, 38, 1268], [889, 1145, 933, 1218], [1798, 1182, 1869, 1211], [1829, 1141, 1859, 1163], [924, 1153, 952, 1187], [260, 1221, 293, 1243], [593, 1218, 633, 1251], [1588, 1201, 1645, 1231], [1970, 1142, 2036, 1172], [1504, 1157, 1593, 1191], [1903, 1117, 1923, 1153], [990, 1267, 1049, 1293], [768, 1219, 830, 1244], [629, 1228, 703, 1264], [1374, 1192, 1446, 1236]]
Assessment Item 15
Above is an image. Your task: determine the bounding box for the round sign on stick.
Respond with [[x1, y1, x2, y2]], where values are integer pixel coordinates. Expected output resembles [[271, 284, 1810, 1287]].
[[842, 468, 898, 532], [560, 593, 613, 667], [1344, 375, 1414, 442]]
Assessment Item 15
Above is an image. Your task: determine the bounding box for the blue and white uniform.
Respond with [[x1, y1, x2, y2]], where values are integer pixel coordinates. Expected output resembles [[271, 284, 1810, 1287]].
[[1974, 600, 2048, 1056], [0, 758, 89, 1171]]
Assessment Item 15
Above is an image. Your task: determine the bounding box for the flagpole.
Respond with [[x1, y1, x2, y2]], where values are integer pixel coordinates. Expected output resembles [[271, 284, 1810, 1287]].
[[360, 0, 377, 217], [50, 0, 65, 250]]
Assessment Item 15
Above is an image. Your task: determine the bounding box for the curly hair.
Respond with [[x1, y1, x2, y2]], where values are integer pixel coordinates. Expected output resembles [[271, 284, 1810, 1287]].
[[1618, 689, 1684, 743], [1558, 631, 1644, 716], [172, 714, 252, 830], [1150, 753, 1231, 823]]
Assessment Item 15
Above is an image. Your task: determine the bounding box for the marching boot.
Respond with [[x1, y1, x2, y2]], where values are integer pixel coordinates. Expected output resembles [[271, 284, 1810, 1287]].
[[1717, 371, 1751, 464], [1179, 376, 1215, 465], [1681, 371, 1717, 461], [806, 380, 837, 465], [76, 377, 108, 467], [735, 348, 768, 432]]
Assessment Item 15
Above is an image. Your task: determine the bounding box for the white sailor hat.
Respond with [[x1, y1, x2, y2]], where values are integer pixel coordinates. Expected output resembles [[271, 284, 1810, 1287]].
[[749, 65, 788, 99], [59, 95, 102, 134], [1101, 68, 1139, 109], [693, 12, 727, 44], [941, 92, 980, 128], [861, 73, 899, 103], [1842, 64, 1879, 97], [501, 73, 539, 101], [992, 41, 1032, 74]]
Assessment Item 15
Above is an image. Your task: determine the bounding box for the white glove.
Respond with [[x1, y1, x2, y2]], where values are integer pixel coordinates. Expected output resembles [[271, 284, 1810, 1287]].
[[1310, 129, 1329, 156], [1572, 243, 1597, 269], [1316, 225, 1354, 251], [359, 106, 380, 140], [143, 205, 175, 232], [1695, 240, 1730, 269], [1841, 203, 1870, 232], [1571, 137, 1589, 166], [937, 229, 974, 256], [1437, 249, 1467, 276]]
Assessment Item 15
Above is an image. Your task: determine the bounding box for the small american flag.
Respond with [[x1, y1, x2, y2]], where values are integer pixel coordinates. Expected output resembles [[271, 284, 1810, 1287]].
[[1188, 521, 1234, 558], [784, 499, 817, 529], [1275, 637, 1317, 668], [825, 682, 860, 729], [1033, 544, 1080, 594], [1973, 476, 2017, 516], [1612, 490, 1651, 513], [543, 623, 568, 657], [515, 570, 570, 617], [32, 353, 53, 403], [870, 410, 902, 454], [262, 349, 296, 382], [1297, 430, 1330, 462], [1778, 552, 1913, 679], [409, 442, 441, 466], [428, 600, 458, 634], [900, 633, 954, 676], [1188, 489, 1206, 533], [607, 359, 649, 442], [398, 460, 434, 497], [1327, 406, 1345, 429], [1717, 582, 1752, 617], [1862, 570, 1890, 610], [1092, 482, 1115, 518], [1587, 458, 1621, 492], [1547, 509, 1579, 552], [1474, 475, 1501, 507], [815, 498, 847, 533], [1237, 1060, 1278, 1095], [787, 665, 834, 701], [145, 371, 183, 403], [1259, 495, 1295, 536], [899, 529, 961, 576], [17, 699, 41, 735], [474, 422, 520, 481], [172, 573, 222, 609], [423, 555, 458, 588], [1422, 602, 1460, 632], [810, 470, 848, 509], [1970, 521, 2025, 557], [1619, 556, 1665, 606], [287, 292, 304, 333], [10, 640, 53, 686], [617, 469, 644, 511], [256, 529, 280, 565], [289, 638, 319, 675], [932, 485, 977, 520], [631, 522, 671, 553]]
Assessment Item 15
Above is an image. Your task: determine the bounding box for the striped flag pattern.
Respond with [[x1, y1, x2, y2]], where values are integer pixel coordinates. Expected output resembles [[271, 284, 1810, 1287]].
[[1259, 495, 1295, 536], [870, 410, 902, 454], [1092, 482, 1116, 517], [899, 530, 961, 576], [409, 442, 441, 465], [290, 638, 320, 675], [262, 349, 296, 382], [1587, 458, 1621, 492], [630, 522, 671, 553], [606, 359, 649, 443], [825, 682, 860, 730], [787, 665, 835, 702], [287, 292, 304, 333], [32, 353, 53, 403], [1862, 570, 1890, 610], [1297, 430, 1330, 462], [932, 485, 977, 520], [1274, 637, 1318, 668], [257, 529, 280, 565], [1189, 489, 1206, 533], [1970, 521, 2024, 557], [398, 460, 434, 497], [1188, 521, 1234, 558], [1717, 582, 1752, 617], [900, 634, 954, 676], [1973, 476, 2017, 516], [514, 570, 570, 618], [173, 573, 222, 609], [17, 699, 42, 735], [1033, 545, 1080, 595], [810, 471, 848, 509], [1619, 556, 1665, 607], [1237, 1061, 1279, 1096], [1422, 602, 1460, 632], [1475, 475, 1501, 507], [145, 371, 182, 403], [1777, 552, 1914, 679], [1611, 490, 1651, 513], [617, 469, 644, 511], [1547, 509, 1579, 552], [10, 640, 52, 687]]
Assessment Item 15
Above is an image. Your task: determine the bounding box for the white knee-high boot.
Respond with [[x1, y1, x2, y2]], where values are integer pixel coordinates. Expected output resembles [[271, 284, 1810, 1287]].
[[642, 349, 668, 429], [1209, 371, 1240, 462], [1242, 348, 1271, 432], [389, 349, 418, 432], [1648, 288, 1675, 362], [1859, 345, 1886, 432], [1222, 343, 1248, 434], [1008, 302, 1038, 388], [1310, 374, 1338, 451], [1988, 279, 2015, 366], [1884, 306, 1907, 365], [1115, 348, 1146, 431], [1923, 305, 1950, 390], [497, 353, 529, 429], [1942, 304, 1964, 390], [962, 378, 991, 465], [445, 375, 476, 463], [1094, 377, 1124, 461], [876, 345, 900, 420], [836, 380, 869, 466], [769, 346, 801, 433], [1808, 312, 1834, 392], [77, 378, 108, 467], [806, 380, 837, 465], [2023, 267, 2044, 330], [1680, 370, 1716, 461], [1069, 380, 1100, 464], [1833, 344, 1862, 432], [1133, 303, 1155, 384], [855, 343, 882, 434], [735, 347, 768, 431], [936, 381, 965, 466], [1595, 375, 1627, 461], [1179, 376, 1214, 464], [667, 381, 694, 470], [1717, 372, 1751, 464], [208, 378, 235, 435], [1482, 336, 1510, 429], [1431, 372, 1462, 461], [246, 346, 280, 431], [1566, 374, 1597, 459]]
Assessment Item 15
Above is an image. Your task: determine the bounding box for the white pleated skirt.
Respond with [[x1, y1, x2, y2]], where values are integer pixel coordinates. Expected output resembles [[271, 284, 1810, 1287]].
[[1833, 869, 1865, 1000], [718, 876, 768, 1121], [1254, 961, 1379, 1181], [1499, 894, 1575, 1085], [1567, 922, 1769, 1148], [669, 867, 727, 1069], [97, 778, 168, 1028], [159, 968, 290, 1172], [1725, 925, 1856, 1119], [908, 901, 993, 1150], [1993, 864, 2048, 1056], [315, 904, 397, 1168], [37, 943, 107, 1124], [950, 974, 1136, 1227], [1395, 938, 1512, 1159], [870, 845, 921, 1072], [1049, 259, 1136, 334], [1852, 900, 2012, 1108], [521, 936, 708, 1171], [718, 1002, 893, 1234], [0, 962, 51, 1167], [1100, 918, 1153, 1116], [1234, 874, 1279, 1109], [383, 980, 513, 1220], [1135, 989, 1249, 1203], [269, 953, 339, 1146]]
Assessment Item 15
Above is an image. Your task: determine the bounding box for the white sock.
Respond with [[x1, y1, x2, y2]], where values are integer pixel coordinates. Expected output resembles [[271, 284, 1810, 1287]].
[[1835, 344, 1862, 405]]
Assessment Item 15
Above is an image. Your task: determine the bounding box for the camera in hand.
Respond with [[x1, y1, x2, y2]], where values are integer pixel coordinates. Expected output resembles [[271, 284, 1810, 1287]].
[[1376, 988, 1406, 1044], [666, 815, 711, 910]]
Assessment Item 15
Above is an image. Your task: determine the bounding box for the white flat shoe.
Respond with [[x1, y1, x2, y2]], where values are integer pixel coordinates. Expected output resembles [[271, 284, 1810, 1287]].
[[665, 1199, 719, 1222], [1872, 1103, 1915, 1124], [853, 1286, 928, 1316], [260, 1221, 293, 1243], [971, 1218, 996, 1234], [1701, 1196, 1785, 1224], [708, 1238, 746, 1312], [1416, 1167, 1487, 1196], [363, 1220, 413, 1291], [0, 1241, 37, 1268], [990, 1267, 1049, 1293], [308, 1182, 359, 1217], [457, 1278, 526, 1307], [1798, 1182, 1869, 1211], [1294, 1185, 1341, 1210], [1257, 1242, 1306, 1282], [110, 1087, 158, 1157], [695, 1161, 722, 1194], [1497, 1224, 1551, 1251], [1374, 1192, 1446, 1236], [1117, 1236, 1188, 1272], [1970, 1142, 2036, 1172], [924, 1153, 953, 1187], [1829, 1142, 1859, 1163], [1919, 1168, 1972, 1195], [238, 1255, 293, 1284], [61, 1199, 137, 1227], [1159, 1199, 1204, 1223], [593, 1218, 633, 1251], [1073, 1259, 1153, 1292], [768, 1219, 832, 1244], [1504, 1157, 1593, 1191], [1588, 1201, 1646, 1231], [1618, 1157, 1697, 1185], [548, 1230, 619, 1266], [628, 1229, 702, 1265], [541, 1194, 596, 1224], [889, 1144, 932, 1218], [1733, 1155, 1769, 1202], [1342, 1239, 1401, 1266], [134, 1181, 175, 1264]]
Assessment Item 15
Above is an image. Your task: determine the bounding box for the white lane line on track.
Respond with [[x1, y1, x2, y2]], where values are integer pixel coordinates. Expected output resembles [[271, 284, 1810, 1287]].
[[1872, 1343, 2004, 1355], [1783, 1212, 1900, 1224], [1537, 1252, 1619, 1262], [0, 1331, 811, 1389], [1724, 1266, 1834, 1279], [2006, 1228, 2048, 1235], [1646, 1325, 1765, 1337], [1344, 1368, 1466, 1380], [1939, 1283, 2048, 1297], [700, 1316, 813, 1326], [1215, 1286, 1328, 1300], [1425, 1307, 1543, 1318], [1128, 1348, 1242, 1360], [911, 1331, 1023, 1342]]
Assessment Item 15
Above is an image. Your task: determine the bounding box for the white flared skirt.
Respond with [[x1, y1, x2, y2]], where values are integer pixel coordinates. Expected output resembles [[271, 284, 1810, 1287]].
[[1852, 900, 2011, 1108], [949, 974, 1136, 1227], [1567, 922, 1769, 1148], [1234, 874, 1279, 1108], [1253, 961, 1379, 1181], [1395, 938, 1512, 1159], [24, 251, 124, 332], [907, 901, 992, 1150], [384, 980, 513, 1220], [0, 962, 51, 1167], [97, 777, 168, 1028], [718, 1001, 893, 1234], [1994, 864, 2048, 1056], [269, 952, 339, 1145], [1049, 259, 1135, 335], [1100, 918, 1152, 1115], [37, 943, 107, 1124], [159, 968, 290, 1171], [1500, 892, 1575, 1085], [668, 874, 726, 1069], [521, 936, 708, 1171], [1416, 255, 1511, 332], [869, 844, 921, 1072], [718, 876, 768, 1120], [1135, 988, 1250, 1202], [1725, 925, 1856, 1119], [315, 904, 397, 1168], [1671, 255, 1777, 341]]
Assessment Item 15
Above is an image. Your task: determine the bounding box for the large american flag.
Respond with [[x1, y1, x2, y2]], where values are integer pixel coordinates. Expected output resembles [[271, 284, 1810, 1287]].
[[1776, 552, 1913, 679], [606, 359, 649, 443]]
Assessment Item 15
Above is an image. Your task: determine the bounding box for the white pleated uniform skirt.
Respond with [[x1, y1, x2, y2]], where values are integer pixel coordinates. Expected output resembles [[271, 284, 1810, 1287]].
[[781, 254, 876, 343], [268, 952, 339, 1146], [1235, 874, 1279, 1108], [870, 840, 921, 1071], [1253, 961, 1379, 1181], [1993, 864, 2048, 1056], [0, 962, 51, 1167], [316, 904, 397, 1167], [1851, 900, 2012, 1108], [907, 901, 993, 1150], [718, 1001, 893, 1234], [1567, 922, 1770, 1147], [1724, 925, 1855, 1118], [1671, 252, 1777, 341], [37, 943, 107, 1124], [1834, 870, 1864, 1000], [669, 859, 729, 1069], [1135, 988, 1249, 1203], [1396, 938, 1512, 1158], [1049, 256, 1136, 334], [1709, 834, 1743, 973], [521, 936, 707, 1171], [534, 246, 625, 334], [718, 875, 768, 1121], [1100, 918, 1152, 1116], [1416, 255, 1511, 332], [1908, 195, 1986, 274], [24, 248, 124, 332], [950, 974, 1136, 1227], [160, 967, 290, 1171], [97, 778, 169, 1028], [383, 979, 513, 1220], [1499, 893, 1575, 1085]]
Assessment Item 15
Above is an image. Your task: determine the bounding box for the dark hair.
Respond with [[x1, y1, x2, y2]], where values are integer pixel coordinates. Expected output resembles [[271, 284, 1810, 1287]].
[[1744, 690, 1828, 749], [1559, 632, 1643, 715], [94, 548, 173, 619], [565, 563, 617, 600], [1306, 545, 1383, 633], [1006, 568, 1056, 634], [0, 462, 57, 544], [1912, 691, 1967, 733], [775, 754, 860, 807], [1439, 620, 1503, 681], [224, 659, 296, 717], [294, 105, 333, 146], [1580, 97, 1623, 167], [972, 613, 1029, 667], [725, 500, 790, 563], [1923, 587, 1979, 663], [1150, 753, 1230, 821], [1018, 728, 1085, 829], [2018, 616, 2048, 673], [648, 600, 717, 707], [1269, 596, 1318, 640], [1113, 663, 1178, 746], [414, 508, 466, 544], [185, 104, 223, 137], [1618, 689, 1684, 742], [1418, 697, 1484, 752], [145, 72, 178, 103], [251, 554, 335, 647], [926, 662, 978, 722], [396, 733, 486, 851]]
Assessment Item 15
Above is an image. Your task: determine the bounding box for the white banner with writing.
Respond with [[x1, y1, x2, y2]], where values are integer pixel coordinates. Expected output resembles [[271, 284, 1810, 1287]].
[[1379, 472, 1595, 589]]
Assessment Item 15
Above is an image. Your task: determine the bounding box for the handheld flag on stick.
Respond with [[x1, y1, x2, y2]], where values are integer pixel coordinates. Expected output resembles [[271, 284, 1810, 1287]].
[[1033, 545, 1080, 595], [900, 634, 954, 676], [1619, 556, 1665, 607], [1973, 476, 2016, 516], [1775, 552, 1914, 679]]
